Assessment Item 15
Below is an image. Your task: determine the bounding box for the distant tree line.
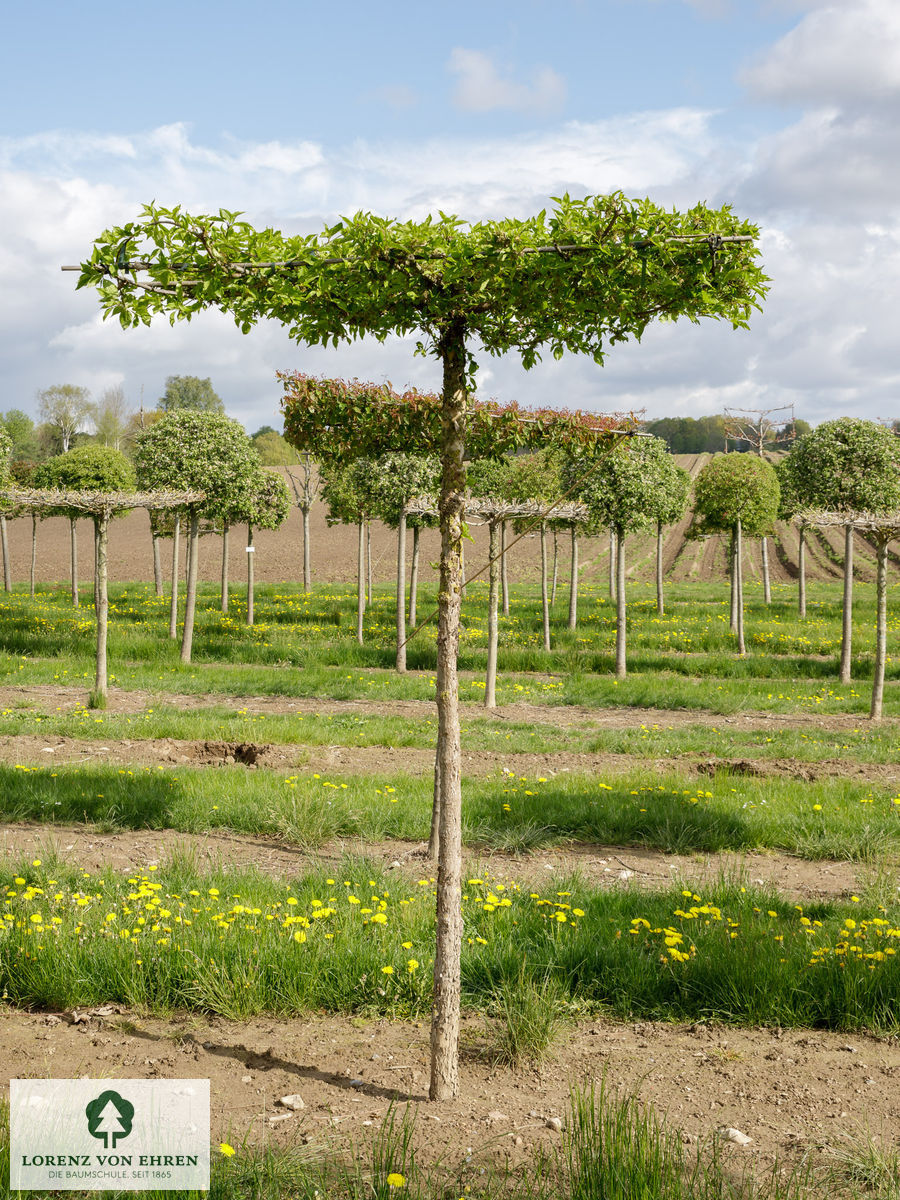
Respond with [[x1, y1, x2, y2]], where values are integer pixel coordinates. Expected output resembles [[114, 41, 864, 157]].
[[644, 414, 811, 454]]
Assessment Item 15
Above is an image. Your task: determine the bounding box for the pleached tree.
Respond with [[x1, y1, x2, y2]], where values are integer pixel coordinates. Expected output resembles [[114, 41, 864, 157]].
[[73, 191, 767, 1101]]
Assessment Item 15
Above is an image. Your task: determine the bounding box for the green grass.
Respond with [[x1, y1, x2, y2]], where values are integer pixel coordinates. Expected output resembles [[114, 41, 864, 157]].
[[1, 760, 898, 860], [2, 856, 898, 1034]]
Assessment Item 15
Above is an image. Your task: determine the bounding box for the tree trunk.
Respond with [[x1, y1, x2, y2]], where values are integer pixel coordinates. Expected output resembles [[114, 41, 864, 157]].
[[729, 530, 738, 632], [550, 529, 559, 606], [409, 525, 420, 626], [302, 506, 312, 592], [736, 520, 746, 656], [221, 523, 230, 614], [428, 707, 442, 862], [168, 516, 181, 639], [656, 520, 665, 617], [180, 509, 200, 664], [396, 507, 407, 673], [460, 539, 466, 599], [70, 518, 79, 609], [615, 527, 627, 679], [30, 514, 37, 598], [367, 522, 373, 605], [152, 533, 163, 598], [246, 525, 255, 626], [429, 320, 466, 1103], [500, 521, 509, 616], [485, 521, 500, 708], [871, 538, 888, 721], [93, 521, 100, 613], [540, 522, 550, 652], [356, 520, 365, 645], [0, 516, 10, 592], [839, 525, 853, 685], [608, 527, 616, 600], [92, 515, 109, 706], [798, 524, 806, 618], [761, 535, 771, 605], [567, 526, 578, 631]]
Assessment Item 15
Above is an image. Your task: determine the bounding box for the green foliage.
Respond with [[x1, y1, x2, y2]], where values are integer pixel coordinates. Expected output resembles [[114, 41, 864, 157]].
[[236, 468, 291, 531], [644, 414, 726, 453], [783, 417, 900, 515], [252, 430, 295, 465], [133, 410, 259, 522], [157, 374, 224, 413], [0, 410, 37, 462], [692, 453, 780, 536], [320, 458, 377, 526], [36, 384, 93, 452], [0, 424, 11, 487], [363, 452, 440, 528], [565, 435, 680, 535], [646, 451, 691, 527], [81, 195, 767, 381], [34, 444, 135, 493]]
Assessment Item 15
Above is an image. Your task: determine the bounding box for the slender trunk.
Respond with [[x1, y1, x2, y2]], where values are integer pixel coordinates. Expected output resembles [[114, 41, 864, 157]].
[[92, 515, 109, 705], [460, 540, 466, 599], [729, 531, 738, 632], [656, 520, 664, 617], [567, 526, 578, 631], [736, 520, 746, 656], [0, 516, 10, 592], [70, 518, 79, 609], [152, 533, 163, 598], [761, 535, 771, 605], [550, 529, 558, 606], [168, 516, 181, 639], [356, 520, 365, 645], [871, 538, 888, 721], [540, 522, 550, 652], [840, 525, 853, 685], [798, 525, 806, 618], [485, 521, 500, 708], [615, 527, 627, 679], [93, 522, 99, 613], [366, 522, 372, 605], [30, 514, 36, 598], [246, 525, 255, 626], [221, 523, 229, 614], [396, 508, 407, 672], [302, 507, 311, 592], [608, 527, 616, 600], [500, 521, 509, 615], [428, 703, 442, 862], [409, 525, 420, 626], [429, 320, 466, 1103], [179, 509, 200, 664]]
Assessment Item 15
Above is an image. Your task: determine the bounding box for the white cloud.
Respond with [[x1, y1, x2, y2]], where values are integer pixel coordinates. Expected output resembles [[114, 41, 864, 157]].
[[448, 48, 566, 116]]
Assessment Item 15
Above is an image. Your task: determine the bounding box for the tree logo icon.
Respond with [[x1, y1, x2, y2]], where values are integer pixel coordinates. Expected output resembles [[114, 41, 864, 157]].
[[85, 1090, 135, 1149]]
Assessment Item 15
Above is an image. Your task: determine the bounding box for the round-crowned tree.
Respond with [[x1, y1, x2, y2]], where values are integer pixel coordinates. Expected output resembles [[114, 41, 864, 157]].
[[645, 454, 691, 617], [232, 468, 290, 626], [134, 411, 259, 662], [782, 418, 900, 683], [692, 453, 780, 656]]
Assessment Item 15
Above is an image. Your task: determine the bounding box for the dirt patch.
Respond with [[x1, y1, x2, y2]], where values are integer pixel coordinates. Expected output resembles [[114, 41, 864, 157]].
[[0, 823, 867, 902], [2, 1006, 897, 1179]]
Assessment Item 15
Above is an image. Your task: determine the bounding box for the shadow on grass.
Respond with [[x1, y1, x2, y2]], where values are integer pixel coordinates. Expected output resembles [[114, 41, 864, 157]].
[[0, 765, 181, 829]]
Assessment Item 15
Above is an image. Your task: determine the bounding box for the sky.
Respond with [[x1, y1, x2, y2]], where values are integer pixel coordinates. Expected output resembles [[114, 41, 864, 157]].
[[2, 0, 898, 433]]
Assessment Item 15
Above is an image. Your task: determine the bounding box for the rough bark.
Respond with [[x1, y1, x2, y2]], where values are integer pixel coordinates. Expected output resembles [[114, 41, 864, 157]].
[[485, 520, 500, 708], [567, 526, 578, 631], [0, 516, 10, 592], [70, 518, 79, 609], [736, 519, 746, 657], [396, 507, 407, 672], [93, 522, 99, 613], [608, 527, 616, 600], [168, 516, 181, 640], [152, 533, 163, 598], [356, 520, 365, 646], [92, 515, 109, 704], [367, 522, 373, 605], [729, 531, 738, 632], [409, 525, 420, 627], [179, 509, 200, 664], [540, 522, 551, 652], [761, 535, 771, 605], [302, 507, 311, 592], [500, 521, 509, 616], [798, 525, 807, 618], [656, 521, 665, 616], [839, 525, 854, 685], [550, 529, 559, 606], [871, 538, 888, 721], [247, 525, 255, 626], [221, 523, 230, 614], [615, 526, 627, 679], [29, 514, 37, 598], [429, 319, 466, 1103]]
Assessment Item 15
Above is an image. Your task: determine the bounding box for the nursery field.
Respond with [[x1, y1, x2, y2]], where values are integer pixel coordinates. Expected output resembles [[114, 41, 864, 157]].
[[0, 573, 899, 1199]]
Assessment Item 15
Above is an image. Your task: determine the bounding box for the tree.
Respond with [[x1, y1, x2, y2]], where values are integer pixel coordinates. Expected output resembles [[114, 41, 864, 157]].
[[285, 453, 320, 592], [0, 426, 13, 591], [319, 458, 378, 645], [0, 410, 38, 462], [134, 411, 259, 662], [645, 454, 691, 616], [157, 375, 224, 413], [234, 469, 290, 625], [781, 418, 900, 685], [775, 453, 808, 617], [505, 450, 562, 653], [32, 445, 136, 704], [37, 384, 93, 453], [691, 454, 780, 656], [93, 386, 132, 451], [77, 192, 767, 1102], [252, 430, 295, 465]]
